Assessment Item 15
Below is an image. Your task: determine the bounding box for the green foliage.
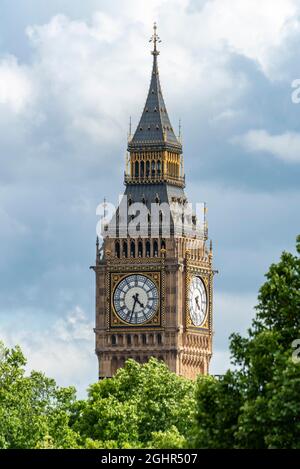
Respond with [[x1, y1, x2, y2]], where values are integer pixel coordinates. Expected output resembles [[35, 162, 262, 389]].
[[0, 342, 80, 449], [147, 426, 187, 449], [193, 235, 300, 449], [1, 235, 299, 449], [71, 358, 194, 448], [192, 372, 242, 448]]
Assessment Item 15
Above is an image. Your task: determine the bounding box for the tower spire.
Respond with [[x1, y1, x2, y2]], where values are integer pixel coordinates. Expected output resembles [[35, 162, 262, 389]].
[[128, 23, 181, 153], [149, 22, 161, 56]]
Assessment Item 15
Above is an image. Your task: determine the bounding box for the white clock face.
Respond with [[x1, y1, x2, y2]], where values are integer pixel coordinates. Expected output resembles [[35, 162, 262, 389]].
[[113, 274, 159, 325], [188, 276, 207, 326]]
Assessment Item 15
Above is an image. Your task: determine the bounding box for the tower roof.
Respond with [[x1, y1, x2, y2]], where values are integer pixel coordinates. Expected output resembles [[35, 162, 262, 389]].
[[128, 24, 182, 153]]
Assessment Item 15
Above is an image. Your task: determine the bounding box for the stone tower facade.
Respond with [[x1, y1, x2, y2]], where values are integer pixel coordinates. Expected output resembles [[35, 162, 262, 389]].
[[92, 25, 214, 380]]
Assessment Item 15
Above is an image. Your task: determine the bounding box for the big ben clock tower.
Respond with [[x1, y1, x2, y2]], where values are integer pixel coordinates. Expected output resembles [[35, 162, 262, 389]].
[[92, 24, 214, 380]]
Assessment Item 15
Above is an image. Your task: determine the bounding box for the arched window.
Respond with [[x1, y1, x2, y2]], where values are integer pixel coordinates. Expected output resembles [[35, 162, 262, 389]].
[[134, 335, 139, 346], [140, 160, 145, 178], [142, 334, 147, 345], [123, 241, 128, 258], [154, 240, 158, 257], [149, 334, 154, 345], [127, 335, 132, 346], [146, 240, 151, 257], [130, 240, 135, 257], [157, 160, 161, 176], [135, 161, 139, 178], [146, 160, 150, 177], [111, 335, 117, 346], [151, 160, 155, 177], [138, 241, 143, 257], [157, 334, 162, 345], [161, 239, 166, 250], [115, 241, 120, 258]]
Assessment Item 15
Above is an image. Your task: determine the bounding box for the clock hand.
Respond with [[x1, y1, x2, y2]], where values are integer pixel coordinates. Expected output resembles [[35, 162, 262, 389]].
[[136, 298, 145, 308], [129, 296, 137, 322], [195, 295, 200, 310], [134, 293, 145, 309]]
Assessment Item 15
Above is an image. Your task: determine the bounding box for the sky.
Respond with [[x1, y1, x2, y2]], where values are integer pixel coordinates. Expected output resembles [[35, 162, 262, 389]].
[[0, 0, 299, 397]]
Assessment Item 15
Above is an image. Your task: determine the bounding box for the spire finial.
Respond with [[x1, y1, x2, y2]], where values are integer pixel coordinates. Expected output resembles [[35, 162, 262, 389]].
[[149, 22, 161, 56]]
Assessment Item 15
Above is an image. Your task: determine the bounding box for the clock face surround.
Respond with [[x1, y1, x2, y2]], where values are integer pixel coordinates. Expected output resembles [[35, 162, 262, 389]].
[[113, 274, 159, 325], [188, 276, 207, 326]]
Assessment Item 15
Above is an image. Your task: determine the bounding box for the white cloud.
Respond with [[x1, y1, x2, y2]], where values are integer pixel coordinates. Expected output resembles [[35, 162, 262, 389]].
[[0, 306, 96, 397], [0, 1, 296, 157], [195, 0, 297, 75], [0, 56, 34, 113], [233, 129, 300, 163], [0, 1, 300, 394]]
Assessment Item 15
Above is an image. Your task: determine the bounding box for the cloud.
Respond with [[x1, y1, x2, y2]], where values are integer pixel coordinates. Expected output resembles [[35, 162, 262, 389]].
[[233, 129, 300, 163], [0, 1, 299, 393], [0, 56, 34, 113], [0, 306, 96, 397]]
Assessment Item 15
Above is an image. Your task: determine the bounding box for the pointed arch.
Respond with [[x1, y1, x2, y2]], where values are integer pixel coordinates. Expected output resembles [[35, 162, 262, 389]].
[[135, 161, 139, 178], [146, 160, 150, 177], [140, 160, 145, 178], [151, 160, 155, 177], [123, 240, 128, 258], [146, 240, 151, 257], [157, 160, 161, 176], [130, 240, 136, 257], [138, 240, 143, 257]]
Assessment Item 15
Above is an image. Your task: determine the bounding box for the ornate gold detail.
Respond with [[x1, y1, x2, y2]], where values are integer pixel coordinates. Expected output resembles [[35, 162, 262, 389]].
[[109, 271, 162, 329], [185, 267, 211, 332]]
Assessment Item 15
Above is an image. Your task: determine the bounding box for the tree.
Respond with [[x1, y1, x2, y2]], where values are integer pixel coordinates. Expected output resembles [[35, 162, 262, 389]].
[[71, 358, 194, 448], [192, 371, 242, 448], [193, 235, 300, 449], [0, 342, 79, 449]]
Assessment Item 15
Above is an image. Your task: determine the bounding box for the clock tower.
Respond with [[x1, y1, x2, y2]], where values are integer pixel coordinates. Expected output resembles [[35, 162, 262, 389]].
[[92, 24, 214, 380]]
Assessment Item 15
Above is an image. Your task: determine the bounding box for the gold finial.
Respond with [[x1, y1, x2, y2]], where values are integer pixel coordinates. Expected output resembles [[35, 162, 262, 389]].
[[149, 22, 161, 56]]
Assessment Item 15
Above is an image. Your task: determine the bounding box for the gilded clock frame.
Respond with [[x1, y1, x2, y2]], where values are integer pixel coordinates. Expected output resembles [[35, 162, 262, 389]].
[[185, 265, 212, 333], [108, 267, 165, 329]]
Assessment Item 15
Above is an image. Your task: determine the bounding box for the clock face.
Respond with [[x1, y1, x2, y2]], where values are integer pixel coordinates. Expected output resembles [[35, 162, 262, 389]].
[[188, 276, 207, 326], [113, 274, 159, 325]]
